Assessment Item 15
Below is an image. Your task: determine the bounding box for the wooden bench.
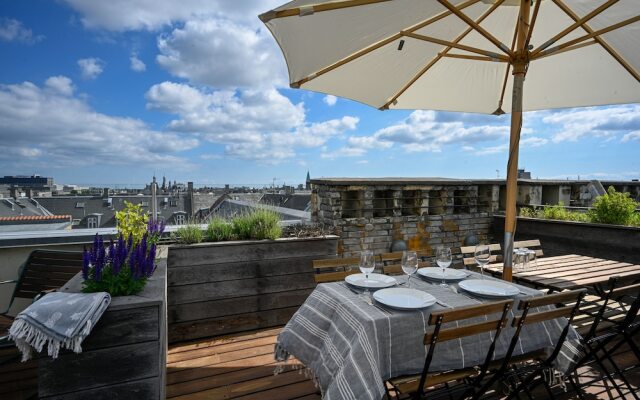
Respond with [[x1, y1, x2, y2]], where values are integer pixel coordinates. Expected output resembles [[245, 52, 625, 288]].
[[1, 250, 83, 341]]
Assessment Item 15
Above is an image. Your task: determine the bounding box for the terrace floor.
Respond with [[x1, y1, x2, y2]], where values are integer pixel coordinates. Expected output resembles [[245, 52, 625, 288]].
[[1, 327, 638, 399]]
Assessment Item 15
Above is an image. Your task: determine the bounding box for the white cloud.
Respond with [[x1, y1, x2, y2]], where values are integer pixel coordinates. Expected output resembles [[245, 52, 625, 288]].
[[130, 54, 146, 72], [0, 18, 43, 44], [323, 95, 337, 106], [156, 18, 286, 89], [321, 147, 367, 159], [77, 58, 105, 79], [0, 77, 198, 168], [621, 131, 640, 142], [61, 0, 281, 31], [44, 76, 75, 96], [146, 81, 359, 162], [545, 105, 640, 142]]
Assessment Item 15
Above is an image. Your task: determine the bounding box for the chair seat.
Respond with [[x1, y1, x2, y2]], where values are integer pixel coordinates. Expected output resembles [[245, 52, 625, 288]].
[[0, 315, 13, 336], [389, 367, 478, 394], [489, 349, 548, 371]]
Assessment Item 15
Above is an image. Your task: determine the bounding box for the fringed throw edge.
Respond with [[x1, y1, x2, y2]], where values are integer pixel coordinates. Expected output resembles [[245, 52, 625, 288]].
[[8, 318, 92, 362]]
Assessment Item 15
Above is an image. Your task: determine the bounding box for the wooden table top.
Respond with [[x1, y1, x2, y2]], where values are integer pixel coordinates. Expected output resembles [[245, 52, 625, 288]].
[[484, 254, 640, 292]]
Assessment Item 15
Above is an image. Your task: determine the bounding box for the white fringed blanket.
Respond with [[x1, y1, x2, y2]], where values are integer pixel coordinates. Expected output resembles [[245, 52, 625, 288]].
[[9, 292, 111, 361]]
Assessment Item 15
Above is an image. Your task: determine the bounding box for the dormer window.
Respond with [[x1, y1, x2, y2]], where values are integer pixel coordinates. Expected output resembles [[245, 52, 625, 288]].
[[87, 216, 99, 229], [141, 201, 149, 207], [174, 213, 186, 225], [75, 202, 85, 208]]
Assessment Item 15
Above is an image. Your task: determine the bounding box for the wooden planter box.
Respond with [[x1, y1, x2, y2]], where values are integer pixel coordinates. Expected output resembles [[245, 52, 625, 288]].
[[167, 236, 339, 343], [493, 215, 640, 264], [38, 261, 167, 400]]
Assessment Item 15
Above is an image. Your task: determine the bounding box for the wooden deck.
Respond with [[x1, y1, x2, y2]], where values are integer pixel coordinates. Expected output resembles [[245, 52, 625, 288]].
[[1, 326, 637, 399]]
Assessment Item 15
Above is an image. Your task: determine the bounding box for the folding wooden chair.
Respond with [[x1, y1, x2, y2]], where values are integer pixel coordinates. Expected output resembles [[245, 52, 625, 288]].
[[471, 289, 586, 399], [0, 249, 83, 346], [312, 256, 365, 283], [379, 250, 431, 276], [574, 275, 640, 400], [386, 299, 513, 400]]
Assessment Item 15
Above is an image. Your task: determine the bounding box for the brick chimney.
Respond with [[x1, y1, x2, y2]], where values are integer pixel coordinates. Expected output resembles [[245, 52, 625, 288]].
[[102, 188, 109, 198], [187, 182, 194, 217]]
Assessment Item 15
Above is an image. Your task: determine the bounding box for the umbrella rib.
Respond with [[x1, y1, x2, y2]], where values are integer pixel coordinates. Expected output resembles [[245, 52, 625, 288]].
[[289, 0, 482, 88], [437, 0, 513, 56], [532, 15, 640, 65], [402, 33, 509, 60], [524, 0, 542, 49], [380, 0, 506, 110], [530, 0, 618, 58], [546, 0, 640, 84], [259, 0, 392, 22], [533, 40, 598, 60]]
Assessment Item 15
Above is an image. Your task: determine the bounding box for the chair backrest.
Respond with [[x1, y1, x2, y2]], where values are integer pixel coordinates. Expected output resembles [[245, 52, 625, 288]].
[[312, 257, 363, 283], [460, 243, 502, 268], [585, 273, 640, 340], [508, 289, 586, 366], [513, 239, 544, 258], [379, 250, 431, 275], [13, 249, 83, 301], [417, 300, 513, 397]]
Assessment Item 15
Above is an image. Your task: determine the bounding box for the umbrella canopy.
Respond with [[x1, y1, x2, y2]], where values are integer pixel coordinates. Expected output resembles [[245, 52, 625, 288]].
[[260, 0, 640, 279]]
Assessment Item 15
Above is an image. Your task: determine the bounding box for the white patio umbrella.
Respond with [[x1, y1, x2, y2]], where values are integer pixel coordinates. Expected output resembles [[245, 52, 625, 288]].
[[260, 0, 640, 280]]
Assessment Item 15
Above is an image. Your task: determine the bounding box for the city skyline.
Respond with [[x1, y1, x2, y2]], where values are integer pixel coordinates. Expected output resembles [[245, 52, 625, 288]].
[[1, 1, 639, 186]]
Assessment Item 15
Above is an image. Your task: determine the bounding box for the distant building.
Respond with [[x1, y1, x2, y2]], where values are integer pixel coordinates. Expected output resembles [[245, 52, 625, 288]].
[[518, 169, 532, 179], [0, 175, 53, 198], [306, 171, 311, 190], [0, 197, 71, 232]]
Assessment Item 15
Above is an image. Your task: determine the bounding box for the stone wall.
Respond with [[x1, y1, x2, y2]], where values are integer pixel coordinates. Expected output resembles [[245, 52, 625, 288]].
[[311, 179, 497, 260]]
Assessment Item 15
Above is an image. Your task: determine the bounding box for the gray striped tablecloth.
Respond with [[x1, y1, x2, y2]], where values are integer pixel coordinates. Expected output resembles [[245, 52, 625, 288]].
[[275, 271, 584, 400]]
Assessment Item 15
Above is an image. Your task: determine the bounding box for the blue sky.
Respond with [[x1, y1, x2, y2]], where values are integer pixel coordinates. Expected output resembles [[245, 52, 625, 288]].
[[0, 0, 638, 187]]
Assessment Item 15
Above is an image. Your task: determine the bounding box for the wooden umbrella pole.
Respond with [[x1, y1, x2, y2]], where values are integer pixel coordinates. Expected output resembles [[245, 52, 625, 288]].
[[503, 0, 531, 281]]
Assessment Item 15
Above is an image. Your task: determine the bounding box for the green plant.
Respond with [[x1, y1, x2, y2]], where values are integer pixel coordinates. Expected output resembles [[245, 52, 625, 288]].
[[247, 208, 282, 240], [206, 218, 234, 241], [115, 201, 148, 243], [589, 186, 639, 226], [231, 208, 282, 240], [542, 202, 571, 221], [174, 223, 204, 244], [630, 213, 640, 227], [519, 207, 539, 218]]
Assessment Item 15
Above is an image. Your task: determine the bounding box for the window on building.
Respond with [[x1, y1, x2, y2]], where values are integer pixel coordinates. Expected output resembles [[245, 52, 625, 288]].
[[87, 217, 99, 229], [170, 199, 178, 207], [141, 201, 149, 207], [175, 214, 186, 225], [75, 202, 85, 208]]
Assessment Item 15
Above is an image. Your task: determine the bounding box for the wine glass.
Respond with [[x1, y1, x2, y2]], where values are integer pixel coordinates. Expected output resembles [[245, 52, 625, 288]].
[[401, 251, 418, 288], [436, 247, 452, 287], [359, 250, 375, 301], [474, 244, 491, 279]]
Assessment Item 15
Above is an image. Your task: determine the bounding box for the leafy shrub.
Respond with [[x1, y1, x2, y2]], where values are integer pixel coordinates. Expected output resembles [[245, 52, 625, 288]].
[[247, 209, 282, 240], [115, 201, 148, 244], [206, 218, 234, 241], [519, 207, 540, 218], [82, 234, 156, 296], [231, 209, 282, 240], [174, 223, 204, 244], [630, 213, 640, 227], [589, 186, 639, 226], [542, 202, 571, 221]]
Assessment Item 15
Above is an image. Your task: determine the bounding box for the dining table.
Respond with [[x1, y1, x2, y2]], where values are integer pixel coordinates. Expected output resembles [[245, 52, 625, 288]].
[[483, 254, 640, 294], [274, 270, 584, 400]]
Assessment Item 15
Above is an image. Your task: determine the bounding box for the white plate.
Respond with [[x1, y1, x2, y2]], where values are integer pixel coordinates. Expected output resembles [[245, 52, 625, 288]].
[[345, 273, 397, 289], [417, 267, 468, 281], [458, 279, 519, 298], [373, 288, 436, 310]]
